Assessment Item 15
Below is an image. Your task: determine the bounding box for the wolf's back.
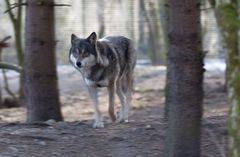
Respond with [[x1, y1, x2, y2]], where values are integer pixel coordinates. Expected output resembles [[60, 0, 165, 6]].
[[103, 36, 136, 97], [103, 36, 137, 71]]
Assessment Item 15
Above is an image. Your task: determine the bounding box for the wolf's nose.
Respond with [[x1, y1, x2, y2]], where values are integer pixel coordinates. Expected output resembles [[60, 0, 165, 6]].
[[76, 61, 82, 68]]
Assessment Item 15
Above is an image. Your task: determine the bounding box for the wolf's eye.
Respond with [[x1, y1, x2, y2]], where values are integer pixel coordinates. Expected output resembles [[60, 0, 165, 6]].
[[73, 49, 79, 58], [82, 52, 90, 58]]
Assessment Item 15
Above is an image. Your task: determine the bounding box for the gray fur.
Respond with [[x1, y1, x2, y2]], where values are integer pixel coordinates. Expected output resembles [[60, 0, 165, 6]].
[[69, 32, 137, 128]]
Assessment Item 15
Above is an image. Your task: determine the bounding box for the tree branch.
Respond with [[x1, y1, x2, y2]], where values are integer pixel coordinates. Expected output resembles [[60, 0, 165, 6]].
[[53, 3, 71, 7], [0, 36, 11, 49], [2, 69, 17, 100], [4, 2, 27, 14], [17, 0, 23, 26], [0, 36, 11, 43], [201, 7, 213, 11], [4, 0, 16, 21], [0, 62, 22, 73]]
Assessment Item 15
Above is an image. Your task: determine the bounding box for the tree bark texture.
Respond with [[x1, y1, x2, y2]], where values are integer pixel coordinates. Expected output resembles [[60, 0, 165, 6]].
[[0, 82, 2, 107], [214, 3, 240, 157], [209, 2, 240, 156], [164, 0, 203, 157], [24, 0, 63, 122]]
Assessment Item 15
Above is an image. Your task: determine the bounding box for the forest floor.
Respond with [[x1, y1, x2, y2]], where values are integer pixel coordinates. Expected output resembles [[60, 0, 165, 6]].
[[0, 60, 228, 157]]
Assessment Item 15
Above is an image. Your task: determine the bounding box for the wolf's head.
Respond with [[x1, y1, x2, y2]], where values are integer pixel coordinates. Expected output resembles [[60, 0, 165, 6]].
[[69, 32, 99, 69]]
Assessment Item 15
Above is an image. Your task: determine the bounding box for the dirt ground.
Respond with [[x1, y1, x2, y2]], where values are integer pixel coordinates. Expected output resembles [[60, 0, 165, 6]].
[[0, 64, 228, 157]]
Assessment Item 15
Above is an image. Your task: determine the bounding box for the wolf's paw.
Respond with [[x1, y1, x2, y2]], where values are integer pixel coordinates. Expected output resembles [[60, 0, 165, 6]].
[[117, 111, 129, 123], [117, 113, 129, 123], [93, 121, 104, 128], [117, 118, 129, 123]]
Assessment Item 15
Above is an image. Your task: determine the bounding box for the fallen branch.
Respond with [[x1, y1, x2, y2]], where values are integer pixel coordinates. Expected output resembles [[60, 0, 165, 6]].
[[0, 36, 11, 48], [2, 69, 17, 101], [0, 62, 22, 73], [0, 36, 11, 43]]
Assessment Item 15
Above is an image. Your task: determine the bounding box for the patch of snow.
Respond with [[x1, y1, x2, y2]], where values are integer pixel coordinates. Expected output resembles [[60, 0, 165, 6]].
[[204, 58, 226, 74]]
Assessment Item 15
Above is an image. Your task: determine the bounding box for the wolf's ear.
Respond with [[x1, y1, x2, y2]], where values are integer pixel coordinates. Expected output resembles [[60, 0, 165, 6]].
[[71, 34, 78, 44], [87, 32, 97, 45]]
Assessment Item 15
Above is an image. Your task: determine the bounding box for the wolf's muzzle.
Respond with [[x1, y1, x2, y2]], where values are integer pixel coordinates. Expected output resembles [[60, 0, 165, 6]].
[[76, 61, 82, 68]]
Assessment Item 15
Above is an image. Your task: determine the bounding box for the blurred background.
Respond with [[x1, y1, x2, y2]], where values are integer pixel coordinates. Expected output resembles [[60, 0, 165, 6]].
[[0, 0, 224, 65]]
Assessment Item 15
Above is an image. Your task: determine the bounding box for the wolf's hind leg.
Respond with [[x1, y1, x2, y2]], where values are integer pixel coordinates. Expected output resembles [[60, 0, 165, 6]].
[[87, 86, 104, 128], [108, 83, 117, 122], [116, 79, 129, 122]]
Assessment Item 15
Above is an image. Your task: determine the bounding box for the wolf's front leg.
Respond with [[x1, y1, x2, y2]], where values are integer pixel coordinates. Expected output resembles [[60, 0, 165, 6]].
[[87, 86, 104, 128]]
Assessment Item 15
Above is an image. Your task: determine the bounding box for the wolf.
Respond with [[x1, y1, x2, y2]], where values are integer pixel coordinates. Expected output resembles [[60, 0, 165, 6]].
[[69, 32, 137, 128]]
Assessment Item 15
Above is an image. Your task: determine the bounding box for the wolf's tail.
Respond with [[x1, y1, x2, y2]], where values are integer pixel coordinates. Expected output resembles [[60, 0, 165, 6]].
[[124, 40, 137, 103]]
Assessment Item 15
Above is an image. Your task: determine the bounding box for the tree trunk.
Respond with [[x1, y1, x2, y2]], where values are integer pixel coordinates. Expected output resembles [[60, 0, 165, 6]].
[[147, 1, 166, 65], [227, 5, 240, 156], [0, 82, 2, 107], [127, 0, 134, 41], [97, 0, 105, 38], [137, 0, 147, 55], [82, 0, 86, 36], [209, 2, 240, 155], [147, 1, 159, 64], [158, 0, 168, 61], [139, 0, 158, 64], [164, 0, 203, 156], [228, 31, 240, 157], [214, 2, 240, 157], [14, 23, 25, 104], [0, 49, 2, 107], [24, 0, 63, 122]]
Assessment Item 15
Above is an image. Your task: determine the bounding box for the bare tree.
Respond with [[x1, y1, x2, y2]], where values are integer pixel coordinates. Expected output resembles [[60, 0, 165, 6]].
[[127, 0, 134, 41], [138, 0, 157, 63], [138, 0, 147, 55], [24, 0, 63, 122], [163, 0, 204, 156], [4, 0, 25, 103], [208, 1, 240, 155], [97, 0, 105, 38], [139, 0, 166, 64], [214, 1, 240, 156], [158, 0, 168, 59], [82, 0, 87, 36]]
